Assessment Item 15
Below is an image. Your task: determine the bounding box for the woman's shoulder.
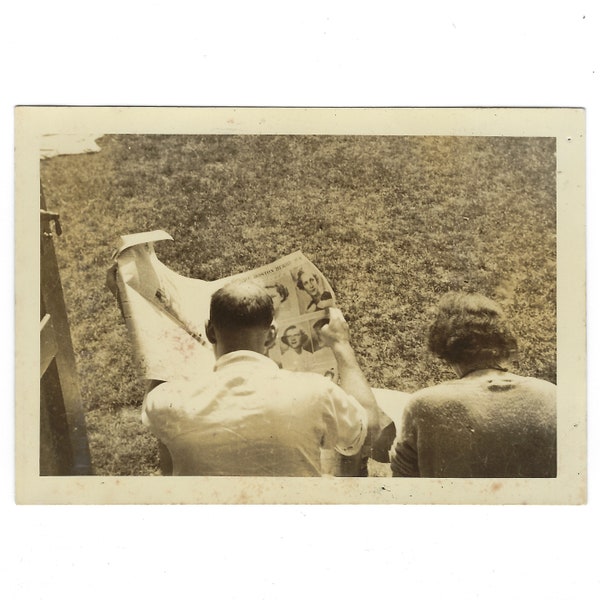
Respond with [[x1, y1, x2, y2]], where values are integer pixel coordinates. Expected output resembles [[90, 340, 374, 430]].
[[406, 373, 556, 413], [517, 375, 557, 398], [409, 378, 467, 399]]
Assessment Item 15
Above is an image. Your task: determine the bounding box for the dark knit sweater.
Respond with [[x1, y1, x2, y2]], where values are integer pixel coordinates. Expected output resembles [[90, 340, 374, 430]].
[[391, 370, 556, 478]]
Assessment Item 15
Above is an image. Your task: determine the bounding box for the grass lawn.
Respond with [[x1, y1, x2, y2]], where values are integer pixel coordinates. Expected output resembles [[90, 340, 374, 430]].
[[40, 134, 556, 476]]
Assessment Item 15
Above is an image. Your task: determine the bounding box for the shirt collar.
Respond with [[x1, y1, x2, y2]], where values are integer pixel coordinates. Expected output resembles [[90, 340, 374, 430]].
[[214, 350, 280, 373]]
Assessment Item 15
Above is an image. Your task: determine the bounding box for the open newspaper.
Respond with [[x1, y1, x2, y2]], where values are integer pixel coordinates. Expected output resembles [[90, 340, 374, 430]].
[[114, 230, 342, 384]]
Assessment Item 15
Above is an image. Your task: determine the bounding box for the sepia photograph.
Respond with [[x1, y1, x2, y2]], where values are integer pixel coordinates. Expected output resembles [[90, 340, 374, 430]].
[[16, 106, 585, 503], [5, 4, 598, 599]]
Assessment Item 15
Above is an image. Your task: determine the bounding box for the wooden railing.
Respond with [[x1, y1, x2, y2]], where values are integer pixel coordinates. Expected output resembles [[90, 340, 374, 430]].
[[40, 190, 92, 475]]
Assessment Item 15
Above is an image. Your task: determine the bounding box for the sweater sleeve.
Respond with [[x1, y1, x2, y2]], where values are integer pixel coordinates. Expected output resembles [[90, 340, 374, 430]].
[[391, 399, 420, 477]]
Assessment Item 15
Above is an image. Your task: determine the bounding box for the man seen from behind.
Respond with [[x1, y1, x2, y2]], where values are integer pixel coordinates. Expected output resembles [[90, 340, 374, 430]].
[[142, 281, 382, 476]]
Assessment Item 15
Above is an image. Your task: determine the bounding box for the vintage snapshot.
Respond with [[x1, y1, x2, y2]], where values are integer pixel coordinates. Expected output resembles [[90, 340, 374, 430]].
[[15, 107, 586, 504]]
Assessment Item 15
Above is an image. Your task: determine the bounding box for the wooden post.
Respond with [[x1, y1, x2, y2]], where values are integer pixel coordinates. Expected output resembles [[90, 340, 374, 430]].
[[40, 188, 92, 475]]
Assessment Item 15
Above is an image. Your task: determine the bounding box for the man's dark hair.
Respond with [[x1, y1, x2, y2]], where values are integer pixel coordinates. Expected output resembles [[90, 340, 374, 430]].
[[210, 282, 274, 331], [428, 292, 518, 365]]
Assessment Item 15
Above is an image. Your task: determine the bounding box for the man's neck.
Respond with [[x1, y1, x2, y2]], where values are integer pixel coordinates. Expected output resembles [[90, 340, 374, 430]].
[[213, 331, 270, 360], [215, 344, 267, 360]]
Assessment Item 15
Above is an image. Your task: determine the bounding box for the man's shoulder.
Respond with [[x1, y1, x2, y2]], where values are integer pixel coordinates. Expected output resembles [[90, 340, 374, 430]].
[[145, 378, 206, 411], [142, 379, 201, 430], [278, 368, 336, 389], [276, 369, 356, 404]]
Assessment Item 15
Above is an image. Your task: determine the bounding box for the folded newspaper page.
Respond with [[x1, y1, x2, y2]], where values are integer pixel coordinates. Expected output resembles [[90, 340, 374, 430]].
[[114, 230, 340, 384]]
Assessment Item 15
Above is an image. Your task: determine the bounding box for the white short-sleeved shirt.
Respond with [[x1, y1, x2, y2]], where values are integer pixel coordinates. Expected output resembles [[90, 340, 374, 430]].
[[142, 350, 367, 476]]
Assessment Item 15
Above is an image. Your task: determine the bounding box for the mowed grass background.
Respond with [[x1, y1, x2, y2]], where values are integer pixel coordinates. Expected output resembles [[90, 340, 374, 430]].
[[40, 134, 556, 476]]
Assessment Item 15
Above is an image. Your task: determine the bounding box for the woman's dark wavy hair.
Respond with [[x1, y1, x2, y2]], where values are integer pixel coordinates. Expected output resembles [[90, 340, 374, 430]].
[[427, 292, 518, 365], [266, 283, 289, 302]]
